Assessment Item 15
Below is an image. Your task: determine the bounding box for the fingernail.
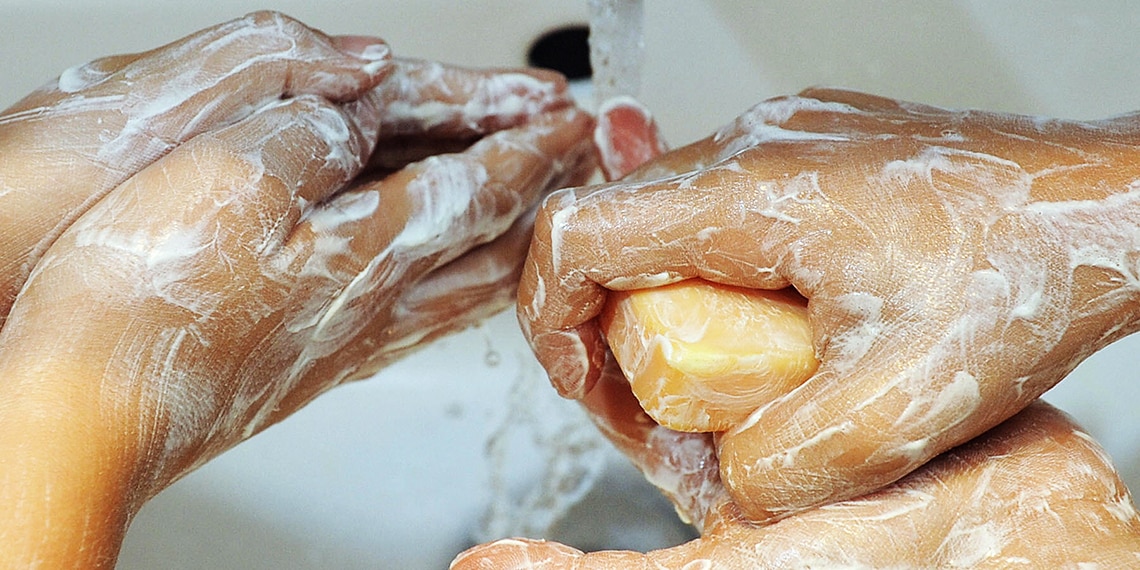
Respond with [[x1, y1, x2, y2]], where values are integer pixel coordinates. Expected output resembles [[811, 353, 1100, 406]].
[[356, 42, 391, 61], [334, 36, 392, 74], [358, 44, 391, 75], [595, 95, 664, 181]]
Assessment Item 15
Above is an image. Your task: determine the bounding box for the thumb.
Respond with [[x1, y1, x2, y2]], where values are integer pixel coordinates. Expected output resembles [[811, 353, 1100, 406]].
[[594, 96, 667, 181], [451, 539, 651, 570]]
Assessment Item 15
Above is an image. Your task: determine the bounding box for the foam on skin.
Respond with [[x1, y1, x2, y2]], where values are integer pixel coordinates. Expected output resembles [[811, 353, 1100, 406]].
[[518, 87, 1140, 527], [0, 16, 595, 526], [452, 401, 1140, 568], [0, 11, 394, 333], [374, 58, 567, 136]]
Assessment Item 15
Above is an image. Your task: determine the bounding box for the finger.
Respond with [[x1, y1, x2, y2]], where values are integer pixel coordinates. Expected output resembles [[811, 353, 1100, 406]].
[[935, 401, 1140, 561], [518, 87, 991, 401], [750, 401, 1140, 566], [380, 207, 535, 350], [3, 91, 382, 480], [290, 105, 594, 278], [0, 11, 390, 327], [592, 96, 742, 184], [794, 86, 943, 115], [450, 518, 921, 570], [367, 59, 572, 170], [518, 152, 802, 398], [450, 536, 809, 570], [375, 58, 570, 137], [593, 96, 668, 181], [714, 289, 1069, 524], [714, 326, 958, 522], [454, 401, 1140, 569], [451, 534, 805, 570], [268, 107, 594, 402], [578, 355, 724, 529], [520, 91, 896, 399], [728, 88, 1007, 149], [258, 210, 539, 426], [35, 92, 381, 294], [449, 539, 634, 570], [615, 88, 949, 185], [175, 92, 382, 225], [4, 11, 390, 157], [356, 209, 538, 382]]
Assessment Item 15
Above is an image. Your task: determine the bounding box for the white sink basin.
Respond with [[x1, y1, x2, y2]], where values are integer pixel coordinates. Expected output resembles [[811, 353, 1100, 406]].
[[3, 1, 1140, 568]]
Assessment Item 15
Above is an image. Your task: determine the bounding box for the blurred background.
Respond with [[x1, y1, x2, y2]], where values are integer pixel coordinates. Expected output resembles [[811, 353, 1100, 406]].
[[4, 1, 1140, 568]]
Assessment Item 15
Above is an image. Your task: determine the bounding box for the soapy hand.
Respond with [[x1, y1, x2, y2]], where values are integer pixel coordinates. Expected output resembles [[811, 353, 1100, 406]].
[[453, 97, 1140, 567], [518, 88, 1140, 522], [0, 11, 580, 330], [0, 11, 397, 330], [454, 359, 1140, 568], [0, 12, 594, 567]]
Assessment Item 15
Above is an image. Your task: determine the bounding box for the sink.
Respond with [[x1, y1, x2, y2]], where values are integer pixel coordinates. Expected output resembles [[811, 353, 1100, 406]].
[[3, 1, 1140, 568]]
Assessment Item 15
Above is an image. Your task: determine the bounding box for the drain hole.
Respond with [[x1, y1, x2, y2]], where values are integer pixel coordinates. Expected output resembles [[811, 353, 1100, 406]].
[[527, 25, 591, 81]]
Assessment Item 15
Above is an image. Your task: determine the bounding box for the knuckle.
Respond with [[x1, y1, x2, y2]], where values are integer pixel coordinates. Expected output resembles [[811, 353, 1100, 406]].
[[267, 95, 366, 169], [281, 92, 338, 115], [269, 95, 353, 138], [537, 187, 576, 226], [235, 11, 317, 45], [188, 140, 265, 181], [240, 10, 301, 32]]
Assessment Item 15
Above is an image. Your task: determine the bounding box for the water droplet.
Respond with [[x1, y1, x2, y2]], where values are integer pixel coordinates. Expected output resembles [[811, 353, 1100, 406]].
[[485, 350, 502, 367]]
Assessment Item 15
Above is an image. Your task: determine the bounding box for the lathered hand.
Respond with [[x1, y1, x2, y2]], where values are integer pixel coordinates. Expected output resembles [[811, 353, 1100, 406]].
[[0, 13, 594, 567], [518, 88, 1140, 522], [455, 361, 1140, 568], [0, 12, 394, 329]]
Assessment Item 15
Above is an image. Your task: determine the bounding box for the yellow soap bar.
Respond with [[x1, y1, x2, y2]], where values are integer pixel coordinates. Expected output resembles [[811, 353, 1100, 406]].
[[600, 280, 818, 433]]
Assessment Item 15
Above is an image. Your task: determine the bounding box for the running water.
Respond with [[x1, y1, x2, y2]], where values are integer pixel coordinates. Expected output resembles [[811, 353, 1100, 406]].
[[475, 0, 648, 545], [476, 354, 610, 542], [588, 0, 645, 105]]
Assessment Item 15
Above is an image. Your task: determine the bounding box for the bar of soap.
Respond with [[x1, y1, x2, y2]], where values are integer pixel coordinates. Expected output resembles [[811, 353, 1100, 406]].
[[599, 279, 818, 432]]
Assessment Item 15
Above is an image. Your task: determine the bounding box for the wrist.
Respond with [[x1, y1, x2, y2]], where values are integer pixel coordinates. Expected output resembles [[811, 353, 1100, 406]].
[[0, 360, 142, 568]]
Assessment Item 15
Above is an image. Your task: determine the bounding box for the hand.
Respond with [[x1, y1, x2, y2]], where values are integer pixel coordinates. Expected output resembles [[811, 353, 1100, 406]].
[[0, 11, 395, 330], [517, 88, 1140, 521], [454, 361, 1140, 568], [0, 13, 594, 567]]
